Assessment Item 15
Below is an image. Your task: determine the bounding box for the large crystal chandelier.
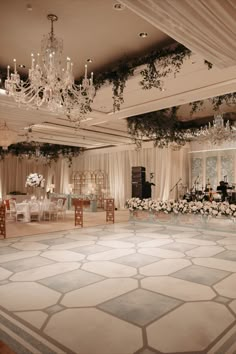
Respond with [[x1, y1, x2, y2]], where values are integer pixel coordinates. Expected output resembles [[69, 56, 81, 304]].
[[199, 113, 233, 145], [0, 122, 18, 150], [5, 14, 95, 127]]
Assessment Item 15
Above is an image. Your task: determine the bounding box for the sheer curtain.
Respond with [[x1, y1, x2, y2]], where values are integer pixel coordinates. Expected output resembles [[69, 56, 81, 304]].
[[0, 156, 57, 198], [70, 144, 190, 208], [0, 145, 190, 207]]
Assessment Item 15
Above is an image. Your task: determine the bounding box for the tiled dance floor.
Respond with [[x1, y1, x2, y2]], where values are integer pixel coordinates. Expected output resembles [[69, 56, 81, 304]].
[[0, 221, 236, 354]]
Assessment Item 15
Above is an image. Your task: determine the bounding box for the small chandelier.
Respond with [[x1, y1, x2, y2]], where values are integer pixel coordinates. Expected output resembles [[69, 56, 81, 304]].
[[200, 113, 233, 145], [5, 14, 95, 127], [0, 122, 18, 150]]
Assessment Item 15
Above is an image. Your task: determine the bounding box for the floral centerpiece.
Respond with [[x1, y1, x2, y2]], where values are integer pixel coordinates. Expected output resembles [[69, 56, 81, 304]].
[[25, 173, 45, 188]]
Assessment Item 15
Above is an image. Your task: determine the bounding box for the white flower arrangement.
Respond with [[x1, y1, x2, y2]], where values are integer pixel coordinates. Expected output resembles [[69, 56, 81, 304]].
[[25, 173, 45, 188], [126, 198, 236, 218]]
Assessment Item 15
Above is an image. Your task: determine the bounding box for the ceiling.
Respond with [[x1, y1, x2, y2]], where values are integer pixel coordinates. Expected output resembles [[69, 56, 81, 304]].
[[0, 0, 235, 149]]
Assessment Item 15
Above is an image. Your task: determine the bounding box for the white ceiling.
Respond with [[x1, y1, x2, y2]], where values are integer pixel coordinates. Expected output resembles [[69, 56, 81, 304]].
[[0, 0, 235, 149]]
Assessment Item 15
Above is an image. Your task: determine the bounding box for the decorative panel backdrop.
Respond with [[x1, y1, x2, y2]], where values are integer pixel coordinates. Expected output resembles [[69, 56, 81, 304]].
[[190, 149, 236, 191]]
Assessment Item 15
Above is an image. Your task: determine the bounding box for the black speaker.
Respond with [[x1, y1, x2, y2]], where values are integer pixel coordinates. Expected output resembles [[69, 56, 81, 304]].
[[131, 167, 146, 198]]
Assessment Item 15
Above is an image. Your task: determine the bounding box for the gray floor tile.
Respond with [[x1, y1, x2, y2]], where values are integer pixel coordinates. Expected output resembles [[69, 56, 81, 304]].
[[152, 230, 179, 235], [71, 245, 112, 255], [214, 296, 231, 304], [0, 247, 19, 255], [44, 304, 64, 315], [193, 234, 224, 241], [172, 265, 229, 286], [2, 256, 54, 272], [137, 349, 158, 354], [113, 253, 160, 267], [98, 288, 181, 326], [214, 250, 236, 262], [40, 238, 75, 246], [120, 236, 154, 244], [39, 269, 104, 293], [133, 274, 146, 280], [160, 243, 196, 252], [0, 280, 9, 286], [124, 226, 147, 230]]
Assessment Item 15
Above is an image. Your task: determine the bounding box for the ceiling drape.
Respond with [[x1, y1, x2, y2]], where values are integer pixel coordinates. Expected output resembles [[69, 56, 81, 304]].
[[120, 0, 236, 68]]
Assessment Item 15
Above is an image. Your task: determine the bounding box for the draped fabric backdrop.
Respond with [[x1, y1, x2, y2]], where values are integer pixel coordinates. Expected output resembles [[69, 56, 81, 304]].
[[71, 143, 190, 208], [119, 0, 236, 68], [0, 143, 190, 208]]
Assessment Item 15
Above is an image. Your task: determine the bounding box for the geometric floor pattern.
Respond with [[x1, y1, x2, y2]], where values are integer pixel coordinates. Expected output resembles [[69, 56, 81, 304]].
[[0, 221, 236, 353]]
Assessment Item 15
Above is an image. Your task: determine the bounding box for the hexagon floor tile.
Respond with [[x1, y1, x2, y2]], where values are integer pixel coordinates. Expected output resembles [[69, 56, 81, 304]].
[[1, 221, 236, 354], [147, 302, 234, 353], [0, 282, 60, 311], [98, 288, 181, 326], [44, 308, 143, 354]]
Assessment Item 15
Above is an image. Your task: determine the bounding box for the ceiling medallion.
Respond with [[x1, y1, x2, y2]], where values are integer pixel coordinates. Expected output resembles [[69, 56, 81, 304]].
[[5, 14, 95, 128]]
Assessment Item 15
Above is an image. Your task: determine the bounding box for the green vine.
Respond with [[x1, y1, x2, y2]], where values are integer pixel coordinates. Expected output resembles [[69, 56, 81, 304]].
[[91, 44, 198, 111], [2, 43, 213, 113], [189, 92, 236, 113], [0, 142, 83, 167], [127, 107, 197, 148], [140, 46, 191, 90]]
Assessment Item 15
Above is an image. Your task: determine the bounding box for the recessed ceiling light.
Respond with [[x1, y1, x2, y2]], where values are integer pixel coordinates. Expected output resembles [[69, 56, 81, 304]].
[[113, 3, 125, 10], [161, 88, 166, 92], [87, 58, 93, 63], [19, 64, 26, 68], [139, 32, 148, 38], [26, 4, 32, 11]]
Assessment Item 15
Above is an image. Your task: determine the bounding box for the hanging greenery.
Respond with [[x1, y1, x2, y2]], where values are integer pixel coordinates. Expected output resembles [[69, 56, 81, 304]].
[[127, 90, 236, 149], [91, 44, 211, 111], [127, 107, 197, 148], [140, 45, 191, 90], [0, 142, 82, 167], [189, 92, 236, 113]]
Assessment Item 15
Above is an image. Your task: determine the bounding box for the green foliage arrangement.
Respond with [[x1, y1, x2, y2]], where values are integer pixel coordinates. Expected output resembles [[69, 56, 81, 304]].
[[127, 91, 236, 149], [127, 107, 197, 148], [92, 44, 211, 112], [0, 142, 82, 167], [190, 92, 236, 113]]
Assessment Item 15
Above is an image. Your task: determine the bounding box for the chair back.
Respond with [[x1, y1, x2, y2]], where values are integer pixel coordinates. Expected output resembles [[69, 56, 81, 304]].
[[29, 201, 40, 212], [9, 199, 16, 211], [57, 199, 64, 209]]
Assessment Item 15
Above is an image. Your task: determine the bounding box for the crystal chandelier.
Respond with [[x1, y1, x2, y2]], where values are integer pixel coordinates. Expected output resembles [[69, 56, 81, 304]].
[[0, 122, 18, 150], [5, 14, 95, 127], [199, 113, 233, 145]]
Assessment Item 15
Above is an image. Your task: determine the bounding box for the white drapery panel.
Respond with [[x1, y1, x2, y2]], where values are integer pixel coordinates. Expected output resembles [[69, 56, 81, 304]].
[[71, 144, 190, 208], [0, 146, 190, 207], [0, 156, 56, 198], [120, 0, 236, 68]]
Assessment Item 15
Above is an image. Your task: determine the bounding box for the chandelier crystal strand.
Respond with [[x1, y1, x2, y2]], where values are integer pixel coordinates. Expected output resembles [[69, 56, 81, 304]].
[[0, 122, 18, 150], [200, 113, 233, 145], [5, 14, 95, 126]]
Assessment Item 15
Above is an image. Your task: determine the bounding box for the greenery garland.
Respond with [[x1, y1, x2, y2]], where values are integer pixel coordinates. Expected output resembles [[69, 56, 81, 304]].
[[92, 44, 204, 111], [127, 107, 197, 148], [1, 43, 212, 113], [189, 92, 236, 113], [127, 91, 236, 149], [0, 142, 82, 167]]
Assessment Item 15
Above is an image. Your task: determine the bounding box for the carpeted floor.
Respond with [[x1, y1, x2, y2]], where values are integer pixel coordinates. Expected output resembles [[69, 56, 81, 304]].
[[0, 219, 236, 353]]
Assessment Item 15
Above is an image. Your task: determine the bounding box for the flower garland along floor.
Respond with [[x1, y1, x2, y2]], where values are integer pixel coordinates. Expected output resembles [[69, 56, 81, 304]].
[[126, 199, 236, 233]]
